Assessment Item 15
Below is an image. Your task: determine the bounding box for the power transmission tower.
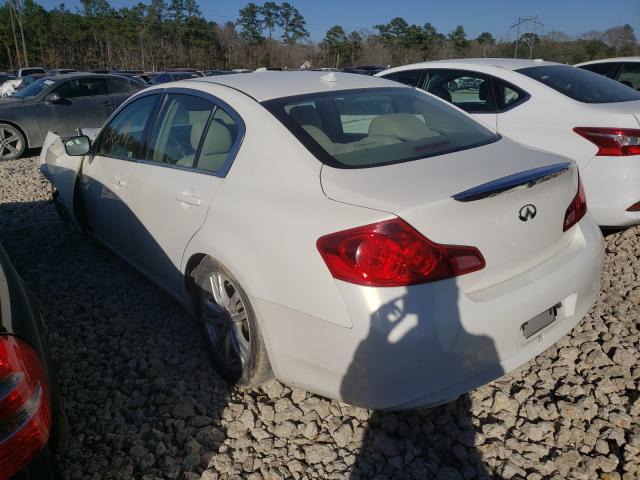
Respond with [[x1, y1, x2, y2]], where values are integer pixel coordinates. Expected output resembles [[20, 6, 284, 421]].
[[510, 16, 544, 59]]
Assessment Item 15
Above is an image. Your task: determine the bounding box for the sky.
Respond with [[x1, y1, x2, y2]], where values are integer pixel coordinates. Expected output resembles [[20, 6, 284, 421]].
[[36, 0, 640, 42]]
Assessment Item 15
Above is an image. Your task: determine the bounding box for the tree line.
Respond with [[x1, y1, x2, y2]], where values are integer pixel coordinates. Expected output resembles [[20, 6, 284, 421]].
[[1, 0, 638, 72]]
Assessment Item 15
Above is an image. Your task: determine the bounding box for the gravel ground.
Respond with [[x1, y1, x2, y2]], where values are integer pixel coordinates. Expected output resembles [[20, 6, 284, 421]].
[[1, 156, 639, 480]]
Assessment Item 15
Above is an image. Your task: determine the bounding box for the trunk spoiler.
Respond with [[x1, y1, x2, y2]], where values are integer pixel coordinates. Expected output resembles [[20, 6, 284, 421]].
[[452, 162, 572, 202]]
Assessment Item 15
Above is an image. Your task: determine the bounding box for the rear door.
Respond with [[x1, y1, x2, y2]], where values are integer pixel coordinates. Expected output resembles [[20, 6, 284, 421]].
[[423, 69, 498, 128], [107, 76, 141, 112], [36, 77, 110, 138], [125, 91, 243, 296]]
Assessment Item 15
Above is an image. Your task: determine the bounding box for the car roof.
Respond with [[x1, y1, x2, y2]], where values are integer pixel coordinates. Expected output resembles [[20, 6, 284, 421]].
[[189, 71, 407, 102], [383, 58, 564, 73], [575, 56, 640, 66]]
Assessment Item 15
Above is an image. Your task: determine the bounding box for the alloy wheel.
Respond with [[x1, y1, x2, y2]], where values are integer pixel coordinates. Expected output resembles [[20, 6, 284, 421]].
[[0, 125, 23, 160], [200, 271, 251, 373]]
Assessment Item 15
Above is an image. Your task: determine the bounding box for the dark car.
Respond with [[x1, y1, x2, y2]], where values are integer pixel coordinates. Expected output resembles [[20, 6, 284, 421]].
[[0, 240, 67, 479], [0, 73, 16, 86], [46, 69, 78, 76], [204, 69, 238, 76], [342, 65, 386, 76], [149, 71, 200, 85], [0, 73, 144, 161]]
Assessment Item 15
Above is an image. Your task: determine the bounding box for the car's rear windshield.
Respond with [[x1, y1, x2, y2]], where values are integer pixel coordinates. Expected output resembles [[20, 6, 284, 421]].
[[517, 65, 640, 103], [13, 77, 54, 97], [262, 87, 499, 168]]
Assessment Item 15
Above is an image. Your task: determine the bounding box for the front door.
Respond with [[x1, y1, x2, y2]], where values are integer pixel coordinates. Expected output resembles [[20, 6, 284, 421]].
[[80, 93, 160, 256], [36, 77, 111, 139], [126, 92, 242, 295]]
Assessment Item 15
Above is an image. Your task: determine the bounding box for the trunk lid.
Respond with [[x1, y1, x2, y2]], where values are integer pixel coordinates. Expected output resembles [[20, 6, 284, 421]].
[[320, 138, 580, 292]]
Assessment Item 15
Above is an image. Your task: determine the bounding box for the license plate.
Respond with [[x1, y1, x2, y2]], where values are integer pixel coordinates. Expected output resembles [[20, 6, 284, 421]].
[[522, 306, 557, 339]]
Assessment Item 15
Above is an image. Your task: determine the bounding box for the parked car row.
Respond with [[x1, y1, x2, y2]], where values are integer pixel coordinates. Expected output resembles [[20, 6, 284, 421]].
[[377, 58, 640, 227], [39, 69, 605, 413]]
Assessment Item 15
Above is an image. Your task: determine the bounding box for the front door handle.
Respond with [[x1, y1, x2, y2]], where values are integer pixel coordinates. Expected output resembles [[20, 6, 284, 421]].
[[175, 193, 201, 206]]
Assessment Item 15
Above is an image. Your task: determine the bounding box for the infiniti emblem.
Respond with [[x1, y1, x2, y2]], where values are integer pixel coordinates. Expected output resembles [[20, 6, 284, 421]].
[[519, 204, 537, 221]]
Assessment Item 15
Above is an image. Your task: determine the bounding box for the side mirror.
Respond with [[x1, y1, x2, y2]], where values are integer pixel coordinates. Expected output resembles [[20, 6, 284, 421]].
[[64, 135, 91, 156], [45, 93, 61, 104]]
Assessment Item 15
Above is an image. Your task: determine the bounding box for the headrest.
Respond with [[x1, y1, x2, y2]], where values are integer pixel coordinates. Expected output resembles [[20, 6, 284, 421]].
[[479, 81, 490, 101], [289, 105, 322, 128], [368, 113, 431, 141], [189, 111, 211, 149], [202, 120, 232, 155], [429, 86, 452, 103]]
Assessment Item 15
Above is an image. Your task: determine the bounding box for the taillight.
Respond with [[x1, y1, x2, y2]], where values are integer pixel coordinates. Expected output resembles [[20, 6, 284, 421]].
[[573, 127, 640, 156], [563, 174, 587, 231], [627, 202, 640, 212], [316, 218, 485, 287], [0, 335, 51, 480]]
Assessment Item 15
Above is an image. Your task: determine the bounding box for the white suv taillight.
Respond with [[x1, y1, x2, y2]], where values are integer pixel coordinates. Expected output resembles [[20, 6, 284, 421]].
[[0, 335, 52, 479], [317, 218, 485, 287], [573, 127, 640, 156]]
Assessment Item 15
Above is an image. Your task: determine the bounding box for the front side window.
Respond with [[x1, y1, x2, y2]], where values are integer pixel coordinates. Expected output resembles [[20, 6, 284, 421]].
[[54, 78, 107, 99], [264, 87, 499, 168], [518, 65, 640, 103], [619, 63, 640, 90], [147, 94, 215, 167], [382, 70, 424, 87], [97, 95, 158, 159], [424, 70, 495, 113]]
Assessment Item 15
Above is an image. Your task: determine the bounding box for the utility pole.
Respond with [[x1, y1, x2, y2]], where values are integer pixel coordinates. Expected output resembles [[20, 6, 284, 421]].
[[7, 0, 21, 68], [509, 16, 544, 59]]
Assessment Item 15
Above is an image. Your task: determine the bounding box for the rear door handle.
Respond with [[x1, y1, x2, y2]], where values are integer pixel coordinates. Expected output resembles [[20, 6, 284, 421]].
[[175, 193, 201, 206]]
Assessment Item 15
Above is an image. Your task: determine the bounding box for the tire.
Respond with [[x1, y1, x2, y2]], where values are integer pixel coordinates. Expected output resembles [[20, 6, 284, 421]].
[[192, 257, 272, 388], [0, 123, 25, 161]]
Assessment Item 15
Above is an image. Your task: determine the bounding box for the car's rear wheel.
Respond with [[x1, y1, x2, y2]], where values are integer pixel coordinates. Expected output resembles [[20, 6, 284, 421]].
[[0, 123, 25, 161], [192, 257, 272, 387]]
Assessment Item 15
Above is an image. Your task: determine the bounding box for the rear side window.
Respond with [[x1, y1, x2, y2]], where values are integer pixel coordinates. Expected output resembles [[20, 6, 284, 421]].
[[578, 62, 619, 79], [147, 94, 215, 167], [196, 107, 239, 173], [263, 87, 499, 169], [619, 63, 640, 90], [518, 65, 640, 103], [424, 70, 495, 113], [108, 77, 135, 94], [382, 70, 424, 87], [97, 95, 158, 159], [493, 79, 529, 111]]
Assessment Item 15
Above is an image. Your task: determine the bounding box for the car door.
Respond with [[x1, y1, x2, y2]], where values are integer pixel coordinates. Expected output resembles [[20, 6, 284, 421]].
[[36, 77, 111, 138], [126, 91, 243, 296], [80, 93, 161, 257], [422, 69, 498, 128]]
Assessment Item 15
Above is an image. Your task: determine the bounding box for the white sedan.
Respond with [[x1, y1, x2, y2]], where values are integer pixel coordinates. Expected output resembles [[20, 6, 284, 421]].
[[40, 72, 603, 410], [575, 56, 640, 90], [377, 59, 640, 227]]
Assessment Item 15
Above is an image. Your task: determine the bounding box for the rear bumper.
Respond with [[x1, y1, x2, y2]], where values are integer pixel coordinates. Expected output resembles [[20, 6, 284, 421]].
[[256, 215, 603, 410], [581, 154, 640, 226]]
